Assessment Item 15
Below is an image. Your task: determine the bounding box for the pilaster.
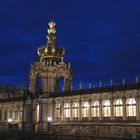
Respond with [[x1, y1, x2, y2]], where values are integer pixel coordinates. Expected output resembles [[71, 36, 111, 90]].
[[136, 94, 139, 121], [122, 96, 126, 121], [70, 100, 73, 121], [99, 97, 103, 121]]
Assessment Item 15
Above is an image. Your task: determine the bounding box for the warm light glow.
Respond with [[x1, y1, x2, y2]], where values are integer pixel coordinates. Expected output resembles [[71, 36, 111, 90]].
[[82, 102, 90, 117], [126, 98, 136, 117], [72, 102, 79, 118], [64, 103, 70, 118], [8, 118, 12, 123], [114, 99, 123, 117], [91, 101, 99, 117], [47, 117, 52, 122], [102, 100, 111, 117]]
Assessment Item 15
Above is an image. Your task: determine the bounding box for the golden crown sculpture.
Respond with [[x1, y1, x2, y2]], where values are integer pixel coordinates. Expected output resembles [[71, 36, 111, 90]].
[[37, 21, 65, 59]]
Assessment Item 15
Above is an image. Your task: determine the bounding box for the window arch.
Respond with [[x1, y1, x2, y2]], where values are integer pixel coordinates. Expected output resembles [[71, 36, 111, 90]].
[[82, 102, 90, 117], [64, 103, 70, 118], [102, 100, 111, 117], [72, 102, 79, 118], [126, 98, 136, 117], [56, 103, 61, 118], [114, 99, 123, 117], [91, 101, 99, 117]]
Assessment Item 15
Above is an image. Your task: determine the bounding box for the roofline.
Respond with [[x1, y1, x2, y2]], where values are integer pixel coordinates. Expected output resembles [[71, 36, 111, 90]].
[[48, 82, 140, 98]]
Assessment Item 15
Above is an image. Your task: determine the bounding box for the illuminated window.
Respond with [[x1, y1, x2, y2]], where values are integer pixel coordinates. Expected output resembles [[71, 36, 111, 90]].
[[72, 102, 79, 118], [114, 99, 123, 117], [82, 102, 89, 117], [64, 103, 70, 118], [56, 104, 61, 118], [36, 104, 40, 122], [91, 101, 99, 117], [126, 98, 136, 117], [102, 100, 110, 117]]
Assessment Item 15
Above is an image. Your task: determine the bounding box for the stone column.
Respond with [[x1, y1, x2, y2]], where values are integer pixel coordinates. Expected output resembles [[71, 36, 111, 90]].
[[61, 101, 64, 121], [52, 100, 55, 123], [47, 76, 54, 92], [99, 98, 103, 121], [27, 104, 31, 123], [89, 99, 92, 121], [42, 102, 48, 130], [40, 103, 43, 130], [53, 102, 56, 122], [7, 109, 9, 120], [136, 95, 139, 121], [79, 100, 82, 121], [42, 78, 48, 93], [111, 98, 114, 120], [53, 77, 58, 92], [29, 77, 37, 94], [0, 108, 1, 121], [65, 79, 71, 91], [122, 97, 126, 121], [1, 109, 4, 121], [70, 101, 73, 121], [12, 110, 15, 121], [47, 76, 51, 92]]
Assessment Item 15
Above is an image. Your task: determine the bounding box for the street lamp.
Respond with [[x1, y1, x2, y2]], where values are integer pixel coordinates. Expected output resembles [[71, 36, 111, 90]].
[[8, 118, 12, 123], [47, 117, 52, 134], [47, 117, 52, 122]]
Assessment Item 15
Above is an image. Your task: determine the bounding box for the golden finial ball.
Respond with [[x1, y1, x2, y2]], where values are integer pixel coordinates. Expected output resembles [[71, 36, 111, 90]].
[[48, 21, 56, 29]]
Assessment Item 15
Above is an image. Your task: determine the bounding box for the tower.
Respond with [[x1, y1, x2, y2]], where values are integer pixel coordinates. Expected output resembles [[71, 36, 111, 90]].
[[29, 21, 72, 94]]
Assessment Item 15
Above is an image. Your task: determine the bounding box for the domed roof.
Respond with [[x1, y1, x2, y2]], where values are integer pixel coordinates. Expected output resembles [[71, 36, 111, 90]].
[[38, 21, 65, 59]]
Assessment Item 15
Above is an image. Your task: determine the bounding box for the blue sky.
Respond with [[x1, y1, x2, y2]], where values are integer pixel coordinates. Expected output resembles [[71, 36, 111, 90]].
[[0, 0, 140, 89]]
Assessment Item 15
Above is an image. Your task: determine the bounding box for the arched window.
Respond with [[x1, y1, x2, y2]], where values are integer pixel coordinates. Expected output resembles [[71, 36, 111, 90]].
[[36, 104, 40, 122], [72, 102, 79, 118], [102, 100, 111, 117], [126, 98, 136, 117], [82, 102, 89, 117], [64, 103, 70, 118], [56, 104, 61, 118], [91, 101, 99, 117], [114, 99, 123, 117]]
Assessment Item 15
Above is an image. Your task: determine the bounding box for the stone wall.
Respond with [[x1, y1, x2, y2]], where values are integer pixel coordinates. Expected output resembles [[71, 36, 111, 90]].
[[50, 122, 140, 138]]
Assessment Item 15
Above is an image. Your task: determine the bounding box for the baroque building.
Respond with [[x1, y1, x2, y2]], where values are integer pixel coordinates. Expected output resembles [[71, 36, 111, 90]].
[[0, 21, 140, 138]]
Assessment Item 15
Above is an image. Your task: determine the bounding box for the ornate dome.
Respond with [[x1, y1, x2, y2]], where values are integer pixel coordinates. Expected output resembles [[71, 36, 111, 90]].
[[38, 21, 65, 59]]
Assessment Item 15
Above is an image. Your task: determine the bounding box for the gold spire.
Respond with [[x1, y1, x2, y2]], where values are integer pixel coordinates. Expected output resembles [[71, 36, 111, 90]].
[[48, 21, 56, 34]]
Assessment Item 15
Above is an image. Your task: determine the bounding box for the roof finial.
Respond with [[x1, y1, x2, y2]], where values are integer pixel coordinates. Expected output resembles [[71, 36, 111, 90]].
[[122, 78, 125, 85], [79, 82, 82, 90], [135, 76, 139, 83], [89, 83, 92, 89], [48, 21, 56, 34], [110, 78, 113, 86], [99, 81, 102, 87]]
